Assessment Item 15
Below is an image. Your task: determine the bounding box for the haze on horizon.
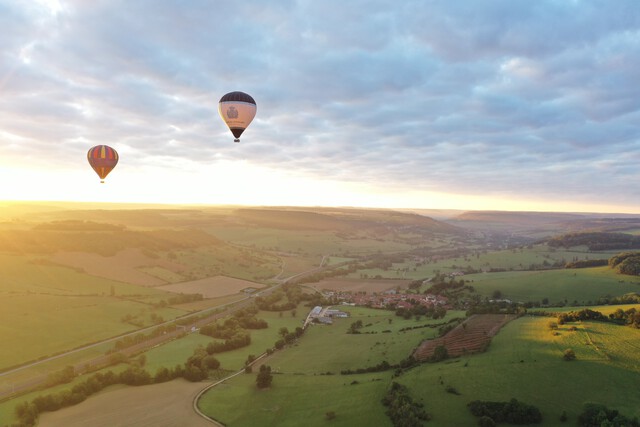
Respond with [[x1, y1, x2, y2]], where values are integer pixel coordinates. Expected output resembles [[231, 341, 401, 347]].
[[1, 1, 639, 214]]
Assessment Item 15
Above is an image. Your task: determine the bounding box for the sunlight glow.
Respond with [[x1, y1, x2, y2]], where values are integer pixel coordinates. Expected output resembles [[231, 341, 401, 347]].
[[1, 161, 637, 214]]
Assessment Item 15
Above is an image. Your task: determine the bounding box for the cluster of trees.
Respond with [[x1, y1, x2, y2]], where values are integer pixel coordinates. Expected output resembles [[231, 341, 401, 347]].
[[564, 259, 608, 268], [198, 307, 271, 354], [256, 365, 273, 389], [467, 398, 542, 425], [555, 307, 640, 328], [111, 323, 177, 351], [608, 307, 640, 328], [426, 274, 467, 295], [340, 357, 417, 376], [609, 251, 640, 276], [578, 403, 640, 426], [394, 304, 447, 320], [548, 232, 640, 251], [255, 290, 297, 311], [557, 309, 607, 324], [466, 301, 520, 316], [273, 326, 304, 349], [381, 381, 430, 427], [182, 347, 221, 381], [340, 360, 392, 375], [347, 320, 364, 334]]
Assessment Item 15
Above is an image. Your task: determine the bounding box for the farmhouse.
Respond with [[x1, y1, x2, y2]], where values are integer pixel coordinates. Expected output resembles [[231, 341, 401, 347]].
[[306, 306, 349, 325]]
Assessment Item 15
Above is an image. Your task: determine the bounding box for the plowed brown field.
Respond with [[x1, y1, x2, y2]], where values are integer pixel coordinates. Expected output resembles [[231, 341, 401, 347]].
[[413, 314, 517, 361]]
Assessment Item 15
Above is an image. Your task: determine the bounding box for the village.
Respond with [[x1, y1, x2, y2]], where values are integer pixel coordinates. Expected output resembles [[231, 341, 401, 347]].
[[304, 288, 449, 326]]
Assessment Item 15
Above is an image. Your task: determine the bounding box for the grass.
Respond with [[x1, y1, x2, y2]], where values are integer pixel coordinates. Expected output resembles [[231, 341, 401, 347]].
[[0, 293, 187, 370], [199, 371, 392, 427], [345, 244, 623, 281], [197, 307, 465, 425], [197, 305, 640, 427], [399, 314, 640, 426], [464, 266, 640, 303]]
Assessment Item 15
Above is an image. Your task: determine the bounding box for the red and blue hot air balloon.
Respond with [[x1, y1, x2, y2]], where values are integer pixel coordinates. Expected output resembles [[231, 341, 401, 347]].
[[87, 145, 118, 183]]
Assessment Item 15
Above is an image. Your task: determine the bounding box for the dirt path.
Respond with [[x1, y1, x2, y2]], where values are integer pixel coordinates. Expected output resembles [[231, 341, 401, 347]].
[[38, 379, 214, 427]]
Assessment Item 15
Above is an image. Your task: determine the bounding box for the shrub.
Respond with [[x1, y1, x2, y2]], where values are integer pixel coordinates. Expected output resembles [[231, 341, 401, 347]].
[[563, 349, 576, 361]]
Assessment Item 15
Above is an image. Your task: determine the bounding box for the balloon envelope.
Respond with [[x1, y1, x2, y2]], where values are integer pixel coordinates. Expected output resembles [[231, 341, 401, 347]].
[[87, 145, 118, 183], [218, 91, 256, 142]]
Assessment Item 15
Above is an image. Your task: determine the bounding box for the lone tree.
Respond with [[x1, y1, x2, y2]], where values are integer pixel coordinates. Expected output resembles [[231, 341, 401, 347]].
[[256, 365, 273, 389], [563, 349, 576, 361]]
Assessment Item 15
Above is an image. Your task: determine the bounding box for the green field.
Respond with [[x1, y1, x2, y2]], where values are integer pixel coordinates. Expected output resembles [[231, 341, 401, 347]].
[[0, 253, 190, 370], [199, 371, 392, 427], [197, 307, 465, 426], [345, 243, 622, 281], [401, 314, 640, 426], [464, 266, 640, 303], [198, 307, 640, 427]]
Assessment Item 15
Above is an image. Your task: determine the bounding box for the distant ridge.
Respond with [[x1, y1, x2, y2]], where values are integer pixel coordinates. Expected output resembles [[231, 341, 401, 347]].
[[233, 206, 462, 234]]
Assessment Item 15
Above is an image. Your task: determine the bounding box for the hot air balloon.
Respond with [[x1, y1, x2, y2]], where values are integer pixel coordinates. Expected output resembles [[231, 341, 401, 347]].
[[87, 145, 118, 183], [218, 91, 256, 142]]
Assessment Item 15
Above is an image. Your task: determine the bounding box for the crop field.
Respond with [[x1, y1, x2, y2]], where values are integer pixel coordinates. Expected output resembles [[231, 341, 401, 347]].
[[206, 225, 414, 257], [275, 254, 324, 278], [0, 293, 187, 369], [0, 253, 192, 369], [37, 379, 213, 427], [49, 248, 183, 286], [305, 278, 412, 294], [413, 314, 517, 360], [156, 275, 265, 298], [171, 245, 281, 282]]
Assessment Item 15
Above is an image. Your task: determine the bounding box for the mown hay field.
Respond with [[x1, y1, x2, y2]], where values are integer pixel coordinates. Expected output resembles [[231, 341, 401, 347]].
[[49, 248, 184, 286], [37, 379, 213, 427], [156, 275, 265, 298]]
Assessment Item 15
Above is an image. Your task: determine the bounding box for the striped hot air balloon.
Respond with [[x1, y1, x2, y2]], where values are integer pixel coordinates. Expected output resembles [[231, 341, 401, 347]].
[[218, 91, 256, 143], [87, 145, 119, 183]]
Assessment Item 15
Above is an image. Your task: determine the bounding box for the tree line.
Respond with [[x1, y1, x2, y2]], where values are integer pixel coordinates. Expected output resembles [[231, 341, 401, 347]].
[[467, 398, 542, 425]]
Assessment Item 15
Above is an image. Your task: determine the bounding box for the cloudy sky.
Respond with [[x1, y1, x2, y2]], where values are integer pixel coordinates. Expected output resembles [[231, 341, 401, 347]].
[[1, 0, 639, 213]]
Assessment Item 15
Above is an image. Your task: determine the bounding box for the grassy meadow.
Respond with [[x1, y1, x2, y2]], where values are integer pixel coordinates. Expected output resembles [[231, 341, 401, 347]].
[[400, 314, 640, 426], [0, 253, 191, 370], [465, 266, 640, 303], [198, 306, 640, 427], [197, 307, 465, 426]]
